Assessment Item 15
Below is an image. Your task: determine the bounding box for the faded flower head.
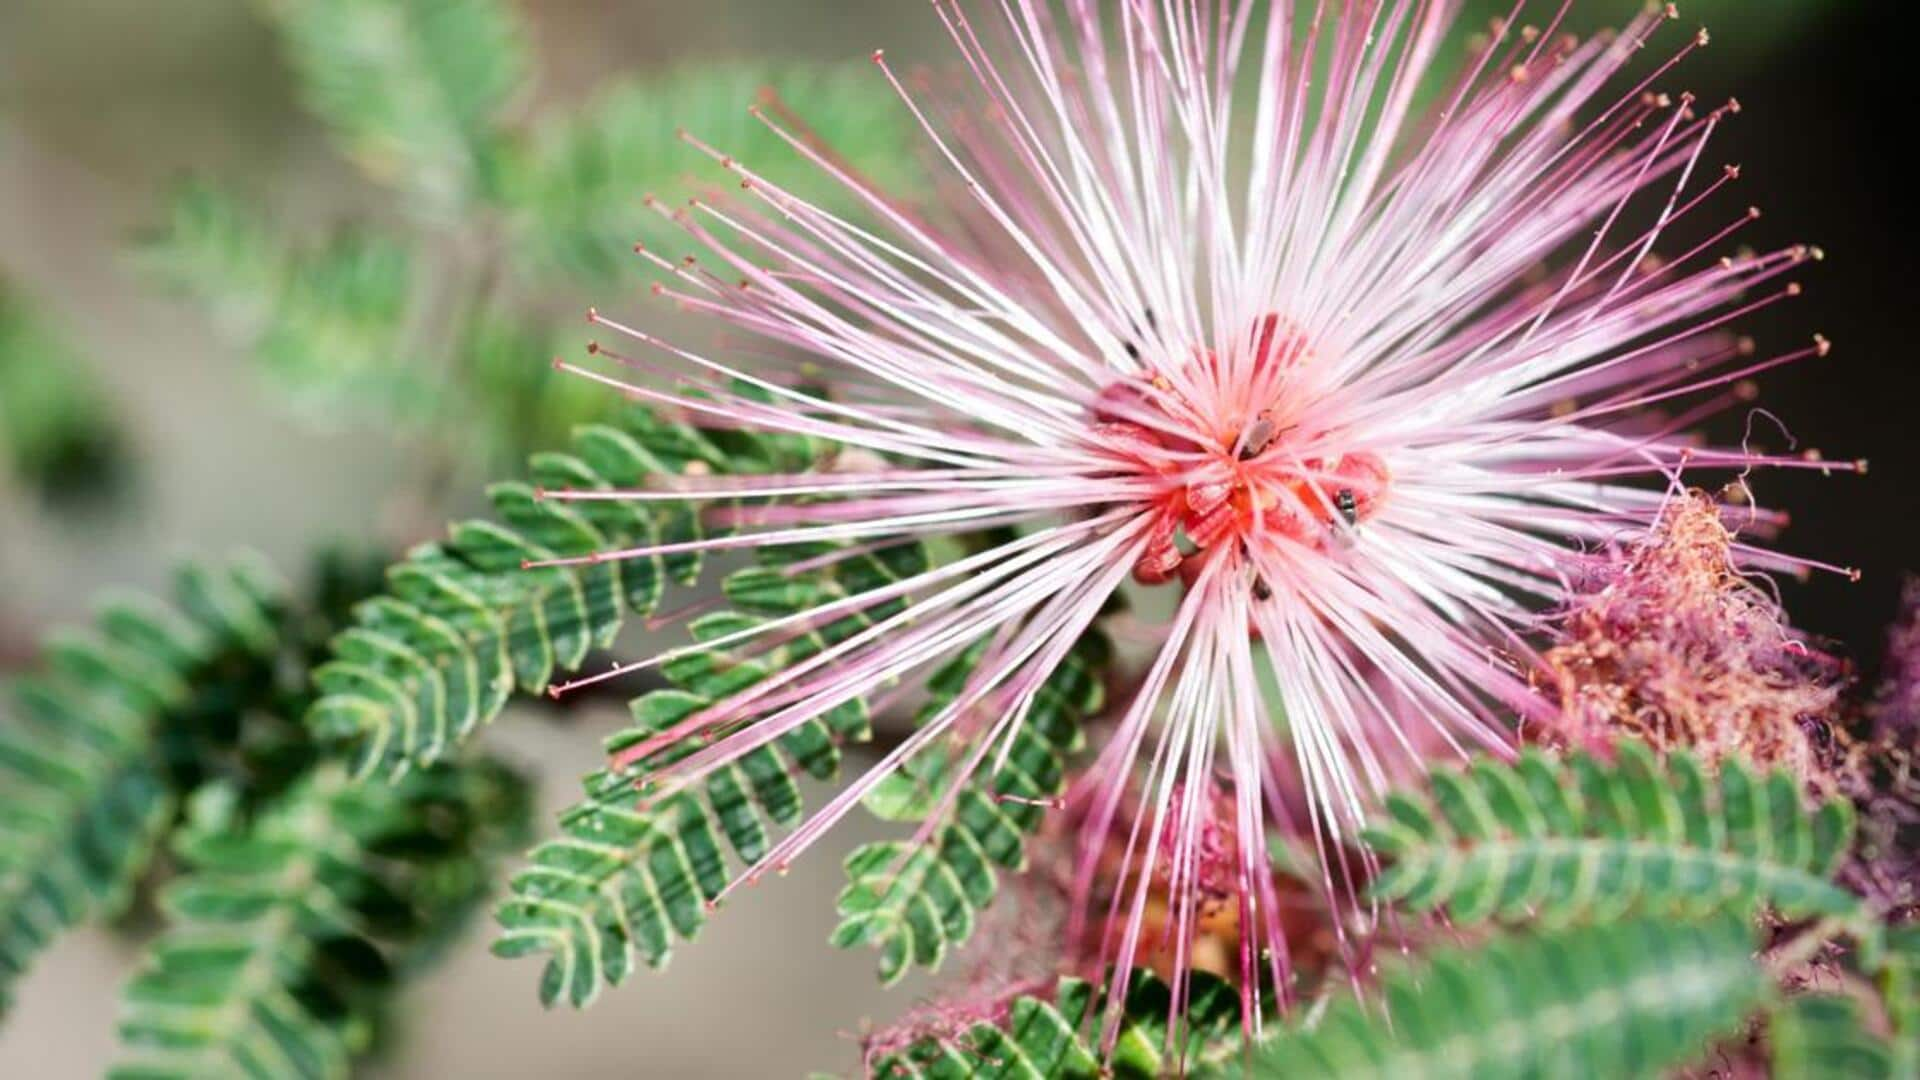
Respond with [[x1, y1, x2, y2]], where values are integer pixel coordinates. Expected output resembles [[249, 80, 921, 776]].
[[539, 0, 1842, 1026], [1546, 490, 1847, 789]]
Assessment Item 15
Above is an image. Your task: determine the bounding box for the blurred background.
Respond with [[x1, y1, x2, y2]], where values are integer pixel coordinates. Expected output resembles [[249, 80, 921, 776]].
[[0, 1, 1909, 1075]]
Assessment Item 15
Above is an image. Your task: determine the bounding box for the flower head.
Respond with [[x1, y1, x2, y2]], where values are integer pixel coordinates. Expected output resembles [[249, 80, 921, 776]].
[[540, 0, 1843, 1031], [1544, 489, 1847, 788]]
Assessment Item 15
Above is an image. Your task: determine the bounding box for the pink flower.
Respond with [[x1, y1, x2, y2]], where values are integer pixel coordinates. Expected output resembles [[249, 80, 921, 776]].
[[540, 0, 1846, 1031]]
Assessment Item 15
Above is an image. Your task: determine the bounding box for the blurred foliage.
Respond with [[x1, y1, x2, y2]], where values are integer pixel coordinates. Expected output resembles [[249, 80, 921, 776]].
[[262, 0, 525, 218], [139, 185, 427, 427], [499, 64, 919, 283], [140, 0, 917, 479], [112, 760, 531, 1079], [0, 278, 125, 507], [0, 546, 532, 1075], [1241, 916, 1773, 1080]]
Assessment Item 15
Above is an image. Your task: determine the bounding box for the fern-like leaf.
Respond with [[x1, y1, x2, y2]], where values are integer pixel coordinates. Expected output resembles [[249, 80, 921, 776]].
[[258, 0, 525, 215], [1366, 743, 1862, 927], [1244, 916, 1766, 1078], [308, 404, 814, 777], [491, 538, 932, 1007], [110, 757, 529, 1079], [835, 633, 1108, 984], [0, 558, 287, 1017], [870, 969, 1241, 1080]]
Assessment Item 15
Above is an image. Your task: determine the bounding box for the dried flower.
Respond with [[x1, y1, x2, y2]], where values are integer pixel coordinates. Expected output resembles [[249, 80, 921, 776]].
[[539, 1, 1841, 1026], [1842, 579, 1920, 918], [1545, 490, 1846, 789]]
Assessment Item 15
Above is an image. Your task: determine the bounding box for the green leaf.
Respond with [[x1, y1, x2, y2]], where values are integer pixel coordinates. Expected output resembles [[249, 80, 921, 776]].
[[308, 406, 823, 777], [1368, 745, 1864, 928], [491, 540, 933, 1007], [259, 0, 526, 215], [1769, 995, 1900, 1079], [110, 758, 530, 1079], [871, 969, 1241, 1080], [0, 559, 290, 1019], [463, 312, 613, 463], [1243, 916, 1767, 1079], [1879, 926, 1920, 1078], [138, 183, 423, 425], [836, 632, 1106, 984]]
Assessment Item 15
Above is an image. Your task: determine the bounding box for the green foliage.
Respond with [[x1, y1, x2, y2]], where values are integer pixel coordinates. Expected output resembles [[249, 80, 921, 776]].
[[148, 0, 922, 464], [258, 0, 525, 215], [307, 402, 828, 777], [873, 919, 1817, 1080], [0, 542, 533, 1076], [1879, 926, 1920, 1077], [861, 815, 1906, 1080], [870, 969, 1241, 1080], [1366, 743, 1863, 928], [491, 533, 937, 1007], [460, 313, 607, 463], [837, 633, 1108, 984], [473, 400, 1113, 1002], [498, 63, 916, 283], [139, 183, 424, 424], [0, 558, 288, 1016], [1769, 995, 1900, 1079], [111, 758, 530, 1079], [0, 277, 123, 503], [1243, 916, 1767, 1078]]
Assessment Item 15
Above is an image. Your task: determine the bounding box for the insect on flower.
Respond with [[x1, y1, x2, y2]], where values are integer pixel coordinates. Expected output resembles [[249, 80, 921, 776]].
[[535, 0, 1854, 1041]]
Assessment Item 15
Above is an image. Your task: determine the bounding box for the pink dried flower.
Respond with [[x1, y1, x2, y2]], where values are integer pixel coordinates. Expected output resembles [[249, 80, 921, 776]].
[[539, 1, 1845, 1031], [1545, 490, 1847, 788], [1842, 580, 1920, 918], [1867, 580, 1920, 739]]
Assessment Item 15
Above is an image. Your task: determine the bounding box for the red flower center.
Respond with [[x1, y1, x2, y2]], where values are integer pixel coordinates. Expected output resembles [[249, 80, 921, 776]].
[[1087, 316, 1389, 586]]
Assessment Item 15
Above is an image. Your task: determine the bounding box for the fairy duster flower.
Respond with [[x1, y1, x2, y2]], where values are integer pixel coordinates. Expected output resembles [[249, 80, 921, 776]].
[[539, 0, 1846, 1029]]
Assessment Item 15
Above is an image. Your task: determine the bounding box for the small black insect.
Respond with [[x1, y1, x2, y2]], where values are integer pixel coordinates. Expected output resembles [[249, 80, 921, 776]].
[[1335, 488, 1358, 527], [1800, 715, 1834, 752], [1252, 576, 1273, 601]]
